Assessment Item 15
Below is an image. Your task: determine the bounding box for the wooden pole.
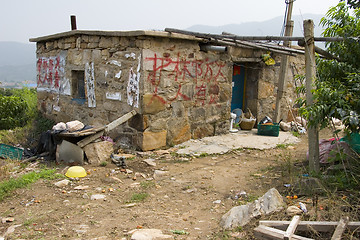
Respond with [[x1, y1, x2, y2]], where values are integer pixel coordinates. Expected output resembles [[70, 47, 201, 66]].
[[274, 0, 294, 122], [304, 19, 319, 173]]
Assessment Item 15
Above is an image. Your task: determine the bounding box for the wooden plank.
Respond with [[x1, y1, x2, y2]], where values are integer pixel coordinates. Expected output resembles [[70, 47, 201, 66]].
[[331, 217, 349, 240], [77, 130, 105, 148], [58, 126, 106, 137], [105, 110, 137, 133], [259, 220, 360, 232], [284, 215, 301, 240], [254, 225, 314, 240]]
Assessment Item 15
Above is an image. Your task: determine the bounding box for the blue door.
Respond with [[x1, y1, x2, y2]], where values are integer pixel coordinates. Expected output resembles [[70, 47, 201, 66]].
[[231, 65, 246, 111]]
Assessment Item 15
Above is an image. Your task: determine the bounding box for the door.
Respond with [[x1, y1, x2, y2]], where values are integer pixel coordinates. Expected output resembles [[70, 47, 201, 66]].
[[231, 65, 246, 111]]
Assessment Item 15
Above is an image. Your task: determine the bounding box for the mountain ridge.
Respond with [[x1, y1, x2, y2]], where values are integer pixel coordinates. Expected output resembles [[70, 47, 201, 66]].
[[0, 14, 324, 86]]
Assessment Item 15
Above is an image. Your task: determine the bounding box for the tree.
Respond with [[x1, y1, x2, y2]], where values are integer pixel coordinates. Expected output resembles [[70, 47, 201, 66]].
[[299, 2, 360, 134], [342, 0, 360, 9]]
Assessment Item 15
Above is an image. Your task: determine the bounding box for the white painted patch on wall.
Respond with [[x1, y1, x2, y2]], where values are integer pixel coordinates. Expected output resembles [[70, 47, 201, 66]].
[[127, 68, 139, 108], [125, 53, 136, 59], [127, 54, 141, 108], [85, 62, 96, 108], [106, 92, 121, 101], [107, 60, 121, 67], [36, 53, 66, 93], [115, 70, 122, 79], [60, 78, 71, 95]]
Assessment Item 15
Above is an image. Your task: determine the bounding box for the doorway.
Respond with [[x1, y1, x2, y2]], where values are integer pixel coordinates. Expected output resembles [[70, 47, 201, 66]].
[[231, 65, 246, 111]]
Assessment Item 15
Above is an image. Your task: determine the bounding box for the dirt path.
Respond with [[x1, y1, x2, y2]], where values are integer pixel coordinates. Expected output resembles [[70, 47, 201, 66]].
[[0, 134, 309, 239]]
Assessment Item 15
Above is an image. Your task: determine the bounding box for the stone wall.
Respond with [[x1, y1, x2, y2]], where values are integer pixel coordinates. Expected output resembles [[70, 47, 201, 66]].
[[139, 38, 233, 150], [256, 53, 305, 122], [36, 35, 143, 147], [35, 32, 305, 151]]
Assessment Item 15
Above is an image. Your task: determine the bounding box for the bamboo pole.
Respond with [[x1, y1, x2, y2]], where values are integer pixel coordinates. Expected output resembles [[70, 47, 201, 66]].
[[165, 28, 348, 42], [304, 19, 319, 173]]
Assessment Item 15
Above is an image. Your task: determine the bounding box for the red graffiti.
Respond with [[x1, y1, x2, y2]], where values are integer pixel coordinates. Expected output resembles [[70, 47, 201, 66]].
[[168, 84, 190, 102], [145, 53, 225, 105], [37, 56, 64, 90]]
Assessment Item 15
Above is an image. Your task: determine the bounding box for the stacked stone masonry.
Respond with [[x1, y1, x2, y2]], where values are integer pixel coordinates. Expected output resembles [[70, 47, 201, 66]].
[[32, 31, 305, 151]]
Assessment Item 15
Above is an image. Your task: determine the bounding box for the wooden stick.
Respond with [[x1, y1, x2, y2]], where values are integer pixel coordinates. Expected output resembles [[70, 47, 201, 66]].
[[284, 215, 301, 240], [105, 110, 137, 133], [254, 225, 314, 240], [77, 130, 105, 148], [259, 220, 360, 232], [331, 217, 349, 240], [22, 152, 49, 163]]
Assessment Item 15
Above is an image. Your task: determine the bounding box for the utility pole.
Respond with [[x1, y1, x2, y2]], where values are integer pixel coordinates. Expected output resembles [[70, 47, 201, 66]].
[[274, 0, 294, 122], [304, 19, 319, 173]]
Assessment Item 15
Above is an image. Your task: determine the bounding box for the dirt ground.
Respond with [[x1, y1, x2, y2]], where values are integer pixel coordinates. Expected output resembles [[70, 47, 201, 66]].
[[0, 130, 357, 239]]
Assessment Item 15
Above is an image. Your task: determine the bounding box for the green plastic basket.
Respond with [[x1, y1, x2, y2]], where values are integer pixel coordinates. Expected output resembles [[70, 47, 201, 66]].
[[257, 123, 280, 137], [0, 144, 24, 160]]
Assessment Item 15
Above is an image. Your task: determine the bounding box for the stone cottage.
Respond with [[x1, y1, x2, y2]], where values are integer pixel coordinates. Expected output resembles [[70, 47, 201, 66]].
[[30, 30, 305, 151]]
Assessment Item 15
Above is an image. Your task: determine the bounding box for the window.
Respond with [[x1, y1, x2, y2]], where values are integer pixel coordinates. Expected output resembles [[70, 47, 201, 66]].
[[71, 70, 85, 99]]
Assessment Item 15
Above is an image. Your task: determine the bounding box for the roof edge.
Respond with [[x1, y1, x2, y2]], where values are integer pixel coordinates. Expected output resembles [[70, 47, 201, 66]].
[[29, 30, 202, 43]]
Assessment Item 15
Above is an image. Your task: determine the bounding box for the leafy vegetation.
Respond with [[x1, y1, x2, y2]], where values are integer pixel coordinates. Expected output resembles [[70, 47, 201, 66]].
[[296, 2, 360, 190], [0, 88, 37, 130], [298, 2, 360, 134]]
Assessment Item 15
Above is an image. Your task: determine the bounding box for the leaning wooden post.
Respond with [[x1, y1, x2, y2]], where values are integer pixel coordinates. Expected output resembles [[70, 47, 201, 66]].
[[304, 19, 319, 173]]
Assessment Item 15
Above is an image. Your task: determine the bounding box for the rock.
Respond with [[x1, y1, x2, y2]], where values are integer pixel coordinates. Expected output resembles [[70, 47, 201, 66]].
[[286, 206, 303, 216], [73, 224, 90, 234], [74, 185, 89, 190], [1, 217, 14, 223], [280, 122, 291, 132], [83, 141, 114, 165], [66, 120, 85, 132], [213, 200, 222, 204], [143, 93, 166, 114], [90, 194, 106, 200], [153, 170, 168, 179], [54, 179, 70, 188], [142, 130, 167, 151], [143, 158, 156, 167], [220, 188, 284, 229], [130, 229, 172, 240]]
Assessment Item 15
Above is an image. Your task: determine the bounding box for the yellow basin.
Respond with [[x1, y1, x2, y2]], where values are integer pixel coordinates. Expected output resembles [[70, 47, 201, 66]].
[[65, 166, 87, 178]]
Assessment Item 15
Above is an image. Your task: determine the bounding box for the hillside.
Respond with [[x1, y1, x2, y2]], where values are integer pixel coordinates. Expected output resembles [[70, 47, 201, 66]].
[[186, 14, 324, 37], [0, 14, 324, 87], [0, 42, 36, 87]]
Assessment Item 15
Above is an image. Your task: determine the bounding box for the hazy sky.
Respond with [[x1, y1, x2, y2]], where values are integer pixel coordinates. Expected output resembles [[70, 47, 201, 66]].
[[1, 0, 340, 43]]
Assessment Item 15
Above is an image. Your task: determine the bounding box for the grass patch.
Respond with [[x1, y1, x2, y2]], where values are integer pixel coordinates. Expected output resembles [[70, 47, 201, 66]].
[[99, 161, 108, 167], [129, 192, 149, 203], [276, 143, 289, 149], [291, 131, 300, 137], [0, 168, 63, 201], [140, 180, 155, 189]]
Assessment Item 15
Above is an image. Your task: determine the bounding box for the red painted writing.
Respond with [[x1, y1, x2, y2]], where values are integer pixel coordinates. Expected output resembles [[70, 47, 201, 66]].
[[145, 53, 226, 105], [37, 56, 65, 90]]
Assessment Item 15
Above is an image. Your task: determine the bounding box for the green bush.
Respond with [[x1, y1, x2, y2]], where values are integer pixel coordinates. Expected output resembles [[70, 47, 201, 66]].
[[0, 88, 37, 130], [0, 95, 28, 129]]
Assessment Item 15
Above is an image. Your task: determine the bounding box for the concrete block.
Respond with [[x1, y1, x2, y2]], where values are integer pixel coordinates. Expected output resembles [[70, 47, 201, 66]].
[[56, 140, 84, 165]]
